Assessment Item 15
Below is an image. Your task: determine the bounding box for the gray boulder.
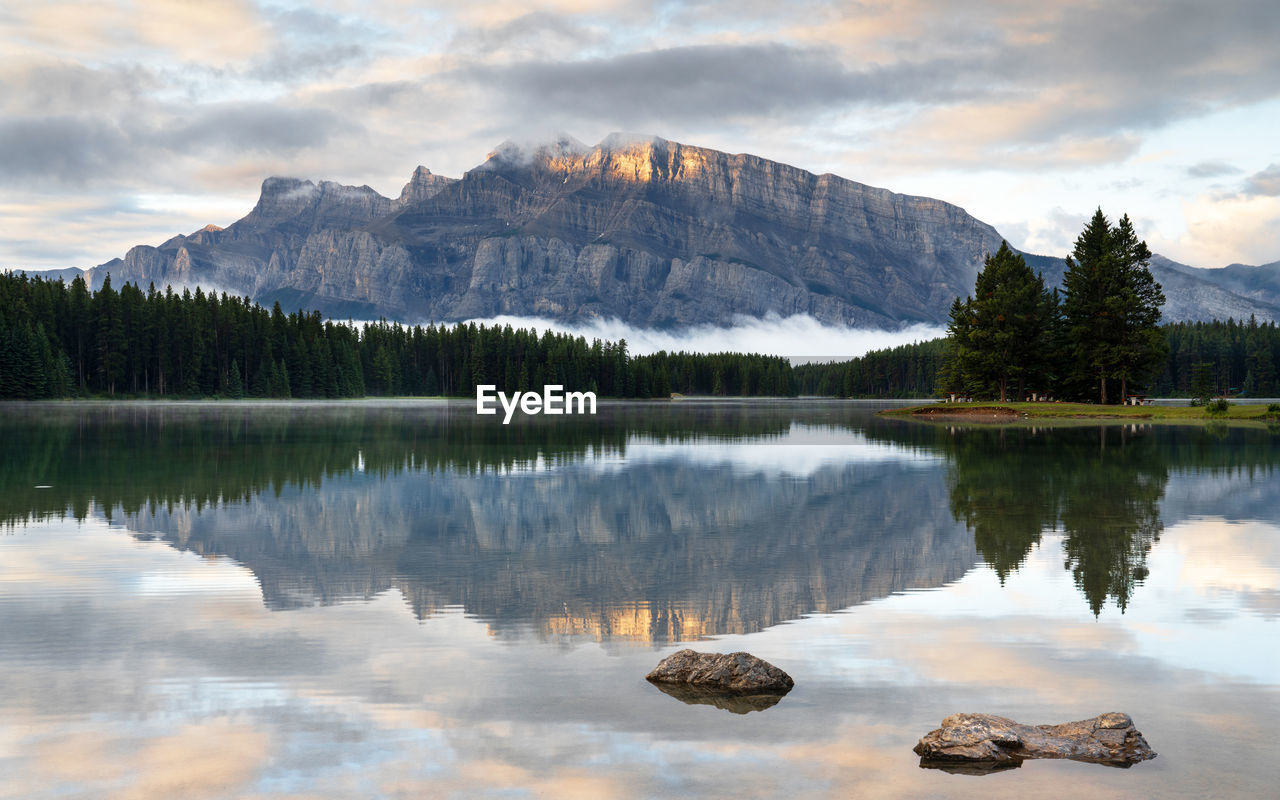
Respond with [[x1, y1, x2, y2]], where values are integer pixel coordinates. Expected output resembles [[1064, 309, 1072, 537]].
[[646, 649, 794, 693], [913, 712, 1156, 770]]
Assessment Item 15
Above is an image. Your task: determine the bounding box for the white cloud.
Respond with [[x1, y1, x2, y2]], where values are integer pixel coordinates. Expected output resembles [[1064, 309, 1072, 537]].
[[1152, 193, 1280, 267]]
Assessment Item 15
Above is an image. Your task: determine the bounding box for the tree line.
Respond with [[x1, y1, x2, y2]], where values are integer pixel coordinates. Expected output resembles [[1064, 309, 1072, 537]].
[[795, 318, 1280, 400], [1151, 317, 1280, 398], [0, 272, 796, 400], [793, 339, 946, 398], [1, 403, 802, 528]]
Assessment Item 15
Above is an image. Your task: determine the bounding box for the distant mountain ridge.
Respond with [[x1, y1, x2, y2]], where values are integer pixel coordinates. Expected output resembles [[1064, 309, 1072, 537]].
[[22, 134, 1280, 326]]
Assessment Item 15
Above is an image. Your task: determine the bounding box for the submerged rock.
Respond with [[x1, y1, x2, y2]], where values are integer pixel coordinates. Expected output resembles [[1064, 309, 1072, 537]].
[[645, 649, 794, 693], [913, 712, 1156, 771]]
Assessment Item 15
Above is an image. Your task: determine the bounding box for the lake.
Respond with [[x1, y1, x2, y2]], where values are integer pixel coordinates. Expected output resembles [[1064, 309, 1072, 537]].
[[1, 400, 1277, 798]]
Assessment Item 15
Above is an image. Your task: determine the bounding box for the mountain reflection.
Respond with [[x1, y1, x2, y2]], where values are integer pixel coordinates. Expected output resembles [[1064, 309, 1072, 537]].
[[1, 403, 973, 643], [4, 403, 1278, 634]]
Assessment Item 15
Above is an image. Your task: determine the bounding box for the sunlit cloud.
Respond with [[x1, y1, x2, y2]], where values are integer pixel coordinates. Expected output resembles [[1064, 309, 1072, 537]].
[[3, 0, 268, 64], [1154, 193, 1280, 267]]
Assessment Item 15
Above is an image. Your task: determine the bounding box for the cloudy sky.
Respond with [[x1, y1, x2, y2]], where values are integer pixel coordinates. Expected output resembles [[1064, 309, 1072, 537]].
[[4, 0, 1280, 271]]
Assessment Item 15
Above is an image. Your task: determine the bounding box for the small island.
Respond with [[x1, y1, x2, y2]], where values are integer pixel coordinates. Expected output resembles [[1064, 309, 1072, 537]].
[[868, 211, 1280, 424]]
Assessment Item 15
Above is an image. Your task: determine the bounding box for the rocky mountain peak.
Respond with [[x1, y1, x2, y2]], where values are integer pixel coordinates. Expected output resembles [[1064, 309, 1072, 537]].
[[244, 177, 393, 229], [76, 136, 1280, 326], [397, 166, 457, 205], [473, 133, 828, 197], [247, 177, 320, 221], [477, 133, 709, 185], [480, 134, 591, 168]]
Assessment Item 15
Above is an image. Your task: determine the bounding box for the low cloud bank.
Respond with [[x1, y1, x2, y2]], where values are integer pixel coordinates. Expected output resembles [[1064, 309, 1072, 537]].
[[461, 314, 946, 362]]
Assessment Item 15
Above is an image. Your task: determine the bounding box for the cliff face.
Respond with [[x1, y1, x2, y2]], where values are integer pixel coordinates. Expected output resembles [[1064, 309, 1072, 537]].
[[390, 134, 1008, 326], [83, 134, 1280, 326], [81, 135, 1002, 326]]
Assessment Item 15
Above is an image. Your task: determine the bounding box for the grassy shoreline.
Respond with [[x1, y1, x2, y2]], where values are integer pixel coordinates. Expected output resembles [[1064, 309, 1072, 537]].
[[880, 401, 1280, 423]]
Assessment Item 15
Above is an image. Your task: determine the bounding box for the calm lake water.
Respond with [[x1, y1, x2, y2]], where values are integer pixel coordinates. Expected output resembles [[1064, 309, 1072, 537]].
[[1, 400, 1278, 799]]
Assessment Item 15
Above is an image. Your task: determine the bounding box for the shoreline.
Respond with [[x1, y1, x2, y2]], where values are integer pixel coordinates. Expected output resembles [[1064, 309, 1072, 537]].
[[880, 401, 1280, 424]]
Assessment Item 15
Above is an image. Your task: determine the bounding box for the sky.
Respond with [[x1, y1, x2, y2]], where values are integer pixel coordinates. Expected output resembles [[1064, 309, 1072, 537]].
[[3, 0, 1280, 273]]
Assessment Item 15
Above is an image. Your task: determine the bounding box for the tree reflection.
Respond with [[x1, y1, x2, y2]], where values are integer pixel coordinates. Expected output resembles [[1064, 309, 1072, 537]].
[[0, 402, 793, 529], [1057, 428, 1165, 614], [946, 428, 1059, 582], [942, 424, 1167, 615], [7, 403, 1276, 625]]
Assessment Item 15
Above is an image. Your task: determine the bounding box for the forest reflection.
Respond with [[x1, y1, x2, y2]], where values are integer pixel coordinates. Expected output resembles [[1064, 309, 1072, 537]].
[[4, 403, 1277, 624]]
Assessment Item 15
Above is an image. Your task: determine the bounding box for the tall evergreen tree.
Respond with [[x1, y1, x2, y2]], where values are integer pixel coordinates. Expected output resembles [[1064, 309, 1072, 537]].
[[92, 275, 127, 395], [1108, 214, 1167, 400], [228, 359, 244, 398], [939, 297, 972, 398], [945, 242, 1056, 401], [1061, 210, 1165, 403], [1061, 209, 1118, 403], [68, 274, 91, 392]]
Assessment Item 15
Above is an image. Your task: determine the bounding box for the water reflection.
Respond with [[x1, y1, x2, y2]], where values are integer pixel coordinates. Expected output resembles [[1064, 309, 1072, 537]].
[[938, 426, 1166, 615], [2, 402, 1279, 798], [648, 682, 789, 714], [2, 403, 1278, 634]]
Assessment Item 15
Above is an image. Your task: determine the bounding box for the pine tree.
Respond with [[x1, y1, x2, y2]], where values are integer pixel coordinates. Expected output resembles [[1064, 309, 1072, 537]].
[[250, 360, 269, 397], [1060, 210, 1165, 403], [1190, 361, 1215, 405], [1062, 209, 1119, 403], [939, 297, 972, 398], [228, 359, 244, 398], [374, 345, 397, 395], [92, 275, 127, 395], [68, 275, 91, 392], [1108, 215, 1167, 400], [277, 359, 292, 398], [944, 242, 1056, 401]]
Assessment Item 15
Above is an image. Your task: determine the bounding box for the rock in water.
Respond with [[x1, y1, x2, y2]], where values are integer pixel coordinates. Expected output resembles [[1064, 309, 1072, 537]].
[[913, 712, 1156, 771], [646, 649, 794, 693]]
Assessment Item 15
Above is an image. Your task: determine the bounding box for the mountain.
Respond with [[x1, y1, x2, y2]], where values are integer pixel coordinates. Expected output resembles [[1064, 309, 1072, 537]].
[[50, 134, 1280, 326], [1150, 255, 1280, 320], [1022, 253, 1280, 324]]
